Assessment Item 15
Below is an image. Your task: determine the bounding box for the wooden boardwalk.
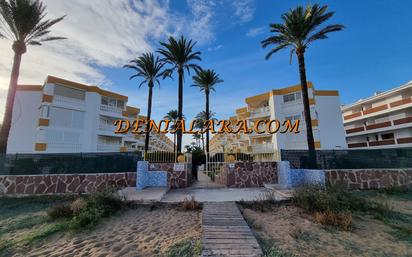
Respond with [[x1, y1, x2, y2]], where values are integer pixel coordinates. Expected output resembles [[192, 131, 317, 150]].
[[201, 202, 263, 257]]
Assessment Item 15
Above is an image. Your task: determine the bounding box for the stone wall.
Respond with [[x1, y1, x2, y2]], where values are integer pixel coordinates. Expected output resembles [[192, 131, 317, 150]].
[[325, 169, 412, 189], [149, 163, 190, 189], [0, 172, 136, 195], [223, 162, 277, 188]]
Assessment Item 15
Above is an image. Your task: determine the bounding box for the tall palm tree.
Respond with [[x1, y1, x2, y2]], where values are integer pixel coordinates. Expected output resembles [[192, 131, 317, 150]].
[[124, 52, 166, 154], [157, 36, 201, 154], [195, 110, 216, 155], [191, 69, 223, 160], [0, 0, 66, 153], [261, 4, 343, 151]]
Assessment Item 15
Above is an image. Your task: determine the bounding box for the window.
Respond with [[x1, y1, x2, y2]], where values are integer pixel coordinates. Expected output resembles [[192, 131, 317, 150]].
[[283, 92, 302, 103], [50, 107, 84, 128], [101, 96, 108, 105], [39, 105, 50, 118], [54, 84, 85, 100], [375, 135, 379, 141], [381, 133, 394, 140]]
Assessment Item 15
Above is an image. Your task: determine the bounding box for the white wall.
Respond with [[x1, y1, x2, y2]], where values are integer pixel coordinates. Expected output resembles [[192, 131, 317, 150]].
[[7, 91, 41, 153]]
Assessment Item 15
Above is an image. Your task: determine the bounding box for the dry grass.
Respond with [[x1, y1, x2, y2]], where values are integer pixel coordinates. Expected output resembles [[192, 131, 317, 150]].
[[181, 196, 201, 211], [314, 210, 352, 231]]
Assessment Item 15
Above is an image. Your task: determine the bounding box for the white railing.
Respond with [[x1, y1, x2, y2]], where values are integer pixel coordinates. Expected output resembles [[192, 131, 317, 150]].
[[54, 95, 85, 106], [251, 143, 275, 153], [250, 106, 270, 117], [99, 122, 116, 131], [99, 104, 123, 114], [47, 143, 82, 152], [97, 144, 120, 152]]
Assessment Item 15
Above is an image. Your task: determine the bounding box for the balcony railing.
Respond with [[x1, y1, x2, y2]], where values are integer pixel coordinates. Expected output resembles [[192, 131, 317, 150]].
[[249, 106, 270, 118], [348, 142, 368, 148], [97, 144, 121, 152], [368, 139, 395, 147], [251, 143, 274, 153], [54, 95, 85, 106], [99, 104, 123, 114]]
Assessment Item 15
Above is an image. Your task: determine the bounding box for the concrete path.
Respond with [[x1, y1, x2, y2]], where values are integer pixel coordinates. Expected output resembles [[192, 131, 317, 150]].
[[161, 188, 271, 203], [191, 170, 226, 189], [201, 202, 262, 257], [118, 187, 168, 202]]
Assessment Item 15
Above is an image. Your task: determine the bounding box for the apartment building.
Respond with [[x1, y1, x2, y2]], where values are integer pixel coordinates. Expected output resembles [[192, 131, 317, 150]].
[[342, 81, 412, 149], [210, 82, 347, 160], [7, 76, 174, 154]]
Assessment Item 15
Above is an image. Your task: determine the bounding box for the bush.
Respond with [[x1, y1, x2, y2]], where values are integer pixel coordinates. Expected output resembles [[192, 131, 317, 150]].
[[47, 204, 73, 220], [292, 184, 365, 214], [181, 196, 201, 211], [70, 207, 101, 230], [314, 210, 352, 231], [87, 189, 126, 217], [70, 198, 87, 214]]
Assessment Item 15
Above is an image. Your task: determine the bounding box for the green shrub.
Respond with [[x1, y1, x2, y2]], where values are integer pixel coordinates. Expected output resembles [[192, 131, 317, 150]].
[[47, 204, 73, 220], [165, 239, 202, 257], [292, 184, 366, 214], [87, 189, 126, 217], [70, 207, 102, 230]]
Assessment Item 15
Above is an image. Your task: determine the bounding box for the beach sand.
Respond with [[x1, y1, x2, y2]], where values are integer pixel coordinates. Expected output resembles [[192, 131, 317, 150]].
[[19, 205, 201, 257]]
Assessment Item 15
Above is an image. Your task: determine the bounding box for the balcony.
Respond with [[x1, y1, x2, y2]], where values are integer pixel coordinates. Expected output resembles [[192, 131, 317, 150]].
[[362, 104, 388, 115], [99, 104, 123, 114], [368, 139, 395, 147], [393, 116, 412, 125], [250, 143, 274, 153], [54, 95, 85, 106], [348, 142, 368, 148], [397, 137, 412, 144], [249, 106, 270, 119], [97, 144, 121, 152], [365, 121, 391, 130], [346, 126, 364, 134], [343, 112, 362, 120]]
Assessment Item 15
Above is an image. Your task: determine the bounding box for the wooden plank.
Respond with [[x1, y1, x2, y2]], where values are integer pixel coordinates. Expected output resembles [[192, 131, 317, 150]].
[[201, 202, 262, 257]]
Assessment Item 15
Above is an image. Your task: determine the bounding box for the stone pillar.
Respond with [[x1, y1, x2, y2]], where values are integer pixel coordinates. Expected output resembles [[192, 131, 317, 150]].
[[277, 161, 292, 188], [136, 161, 148, 190]]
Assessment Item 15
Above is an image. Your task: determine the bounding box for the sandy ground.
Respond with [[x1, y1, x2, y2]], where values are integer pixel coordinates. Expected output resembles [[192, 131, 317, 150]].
[[17, 206, 201, 257], [241, 204, 411, 257]]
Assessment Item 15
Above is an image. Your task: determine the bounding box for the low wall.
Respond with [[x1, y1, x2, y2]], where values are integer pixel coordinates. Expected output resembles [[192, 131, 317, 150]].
[[219, 162, 277, 188], [0, 172, 136, 195], [148, 162, 190, 189], [325, 169, 412, 189]]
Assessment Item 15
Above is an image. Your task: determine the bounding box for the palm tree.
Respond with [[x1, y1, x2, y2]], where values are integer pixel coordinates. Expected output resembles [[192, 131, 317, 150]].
[[192, 133, 201, 147], [0, 0, 66, 153], [191, 69, 223, 160], [195, 110, 216, 155], [124, 53, 166, 154], [261, 4, 343, 151], [164, 109, 185, 157], [157, 36, 201, 154]]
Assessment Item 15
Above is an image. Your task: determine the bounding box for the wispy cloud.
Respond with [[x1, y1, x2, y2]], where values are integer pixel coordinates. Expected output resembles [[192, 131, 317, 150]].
[[246, 26, 265, 37], [232, 0, 255, 23], [207, 44, 223, 51]]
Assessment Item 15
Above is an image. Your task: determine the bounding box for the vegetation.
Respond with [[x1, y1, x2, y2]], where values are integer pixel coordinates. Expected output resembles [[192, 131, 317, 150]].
[[158, 36, 201, 154], [191, 68, 223, 159], [124, 52, 167, 153], [261, 4, 344, 151], [0, 188, 126, 256], [165, 238, 202, 257], [164, 110, 185, 159], [181, 196, 201, 211], [0, 0, 66, 153]]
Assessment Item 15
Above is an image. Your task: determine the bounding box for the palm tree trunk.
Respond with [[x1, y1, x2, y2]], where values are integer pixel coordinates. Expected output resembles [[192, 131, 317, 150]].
[[201, 133, 205, 153], [205, 90, 210, 162], [144, 83, 153, 154], [296, 51, 315, 151], [0, 51, 23, 153], [176, 68, 183, 154]]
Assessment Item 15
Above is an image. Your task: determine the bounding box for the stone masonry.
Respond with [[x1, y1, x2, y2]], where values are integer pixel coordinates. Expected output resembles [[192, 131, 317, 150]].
[[0, 172, 136, 195], [325, 169, 412, 189]]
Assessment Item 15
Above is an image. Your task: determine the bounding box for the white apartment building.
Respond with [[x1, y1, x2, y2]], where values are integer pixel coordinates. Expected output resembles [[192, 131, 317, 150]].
[[342, 81, 412, 149], [7, 76, 174, 154], [210, 82, 347, 160]]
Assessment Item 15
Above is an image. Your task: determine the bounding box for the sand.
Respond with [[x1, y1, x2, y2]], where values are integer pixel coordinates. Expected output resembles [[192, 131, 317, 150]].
[[241, 204, 411, 257], [18, 206, 201, 257]]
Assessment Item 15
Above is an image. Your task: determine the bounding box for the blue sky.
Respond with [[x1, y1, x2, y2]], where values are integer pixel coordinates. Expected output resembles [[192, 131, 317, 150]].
[[1, 0, 411, 145]]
